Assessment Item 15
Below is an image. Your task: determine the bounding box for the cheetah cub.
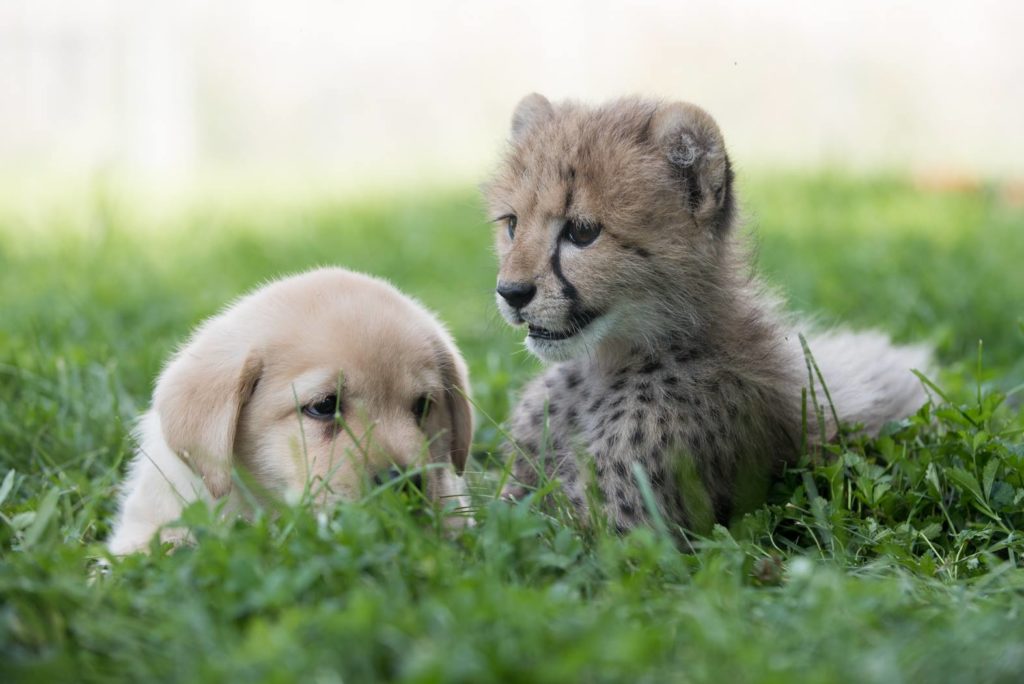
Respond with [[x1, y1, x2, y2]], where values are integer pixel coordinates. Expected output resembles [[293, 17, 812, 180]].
[[484, 94, 930, 533]]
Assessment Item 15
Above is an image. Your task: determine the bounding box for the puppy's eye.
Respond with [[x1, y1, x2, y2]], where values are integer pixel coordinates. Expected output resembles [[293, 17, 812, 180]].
[[412, 394, 432, 423], [303, 395, 340, 420], [504, 215, 518, 240], [563, 218, 602, 247]]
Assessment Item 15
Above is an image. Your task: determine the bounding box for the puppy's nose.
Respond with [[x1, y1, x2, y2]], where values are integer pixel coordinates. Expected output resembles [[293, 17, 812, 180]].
[[496, 281, 536, 309], [374, 466, 423, 493]]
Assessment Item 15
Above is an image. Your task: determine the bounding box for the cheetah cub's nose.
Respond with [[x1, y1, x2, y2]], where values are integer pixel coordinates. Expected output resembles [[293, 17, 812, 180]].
[[496, 281, 536, 309]]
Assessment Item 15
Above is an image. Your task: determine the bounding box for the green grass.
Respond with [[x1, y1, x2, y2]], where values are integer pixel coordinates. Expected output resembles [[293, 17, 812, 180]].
[[2, 174, 1023, 682]]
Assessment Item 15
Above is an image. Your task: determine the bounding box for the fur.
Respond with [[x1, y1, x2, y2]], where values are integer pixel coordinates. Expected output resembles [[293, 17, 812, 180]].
[[483, 94, 930, 533], [108, 267, 472, 554]]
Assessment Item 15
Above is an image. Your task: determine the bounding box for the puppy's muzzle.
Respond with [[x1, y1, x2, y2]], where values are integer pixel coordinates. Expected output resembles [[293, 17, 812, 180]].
[[373, 466, 424, 495]]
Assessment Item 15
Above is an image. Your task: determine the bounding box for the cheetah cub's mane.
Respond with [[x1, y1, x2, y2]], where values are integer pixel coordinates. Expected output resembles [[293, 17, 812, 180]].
[[484, 94, 930, 534]]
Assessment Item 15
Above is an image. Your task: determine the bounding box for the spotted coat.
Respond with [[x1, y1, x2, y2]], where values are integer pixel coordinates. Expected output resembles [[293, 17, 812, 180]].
[[505, 342, 795, 533]]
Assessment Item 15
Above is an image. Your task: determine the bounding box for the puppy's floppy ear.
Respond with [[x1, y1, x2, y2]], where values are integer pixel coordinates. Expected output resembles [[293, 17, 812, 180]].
[[510, 92, 554, 143], [649, 101, 734, 231], [153, 328, 262, 498], [434, 338, 473, 476]]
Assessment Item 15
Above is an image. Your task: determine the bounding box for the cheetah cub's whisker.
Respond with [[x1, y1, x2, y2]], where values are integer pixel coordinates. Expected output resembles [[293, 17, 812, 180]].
[[484, 94, 931, 534]]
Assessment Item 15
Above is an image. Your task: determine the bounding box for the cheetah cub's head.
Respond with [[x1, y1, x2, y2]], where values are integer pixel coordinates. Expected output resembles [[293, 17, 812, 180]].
[[483, 94, 736, 363]]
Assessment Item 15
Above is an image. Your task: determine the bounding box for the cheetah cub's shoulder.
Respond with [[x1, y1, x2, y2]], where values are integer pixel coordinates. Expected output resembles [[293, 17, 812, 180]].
[[483, 94, 930, 533]]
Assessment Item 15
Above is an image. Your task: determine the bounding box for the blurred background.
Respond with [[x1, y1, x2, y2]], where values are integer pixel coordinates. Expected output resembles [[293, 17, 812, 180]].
[[1, 0, 1022, 194], [1, 0, 1021, 400]]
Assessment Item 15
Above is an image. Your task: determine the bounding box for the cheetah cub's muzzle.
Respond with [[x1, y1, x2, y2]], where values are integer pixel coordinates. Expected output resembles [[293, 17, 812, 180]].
[[492, 205, 624, 362], [495, 275, 617, 363]]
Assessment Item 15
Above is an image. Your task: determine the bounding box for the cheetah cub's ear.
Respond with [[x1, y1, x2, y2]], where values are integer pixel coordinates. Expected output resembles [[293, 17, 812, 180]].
[[650, 102, 735, 231], [510, 92, 555, 143]]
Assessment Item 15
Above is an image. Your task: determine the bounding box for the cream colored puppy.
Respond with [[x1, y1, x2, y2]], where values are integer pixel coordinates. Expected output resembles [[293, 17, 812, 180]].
[[108, 267, 473, 554]]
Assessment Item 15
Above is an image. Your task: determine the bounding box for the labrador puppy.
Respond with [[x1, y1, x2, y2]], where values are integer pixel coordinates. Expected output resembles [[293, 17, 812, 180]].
[[108, 267, 473, 554]]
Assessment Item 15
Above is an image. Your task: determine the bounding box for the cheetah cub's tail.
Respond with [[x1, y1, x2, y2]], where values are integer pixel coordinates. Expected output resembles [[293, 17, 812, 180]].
[[794, 329, 933, 437]]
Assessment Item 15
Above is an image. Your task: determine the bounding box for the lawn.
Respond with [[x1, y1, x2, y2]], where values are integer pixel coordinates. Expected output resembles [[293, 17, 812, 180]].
[[2, 173, 1023, 682]]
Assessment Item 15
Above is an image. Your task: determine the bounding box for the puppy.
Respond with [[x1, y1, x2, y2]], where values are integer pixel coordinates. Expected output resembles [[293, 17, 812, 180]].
[[108, 267, 473, 554]]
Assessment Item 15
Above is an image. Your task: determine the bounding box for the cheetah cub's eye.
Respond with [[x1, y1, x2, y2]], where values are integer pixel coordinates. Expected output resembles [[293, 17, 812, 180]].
[[563, 218, 602, 247], [504, 215, 518, 240]]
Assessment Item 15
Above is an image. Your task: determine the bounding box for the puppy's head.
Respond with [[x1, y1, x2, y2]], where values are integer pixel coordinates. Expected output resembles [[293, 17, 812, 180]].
[[152, 268, 472, 509]]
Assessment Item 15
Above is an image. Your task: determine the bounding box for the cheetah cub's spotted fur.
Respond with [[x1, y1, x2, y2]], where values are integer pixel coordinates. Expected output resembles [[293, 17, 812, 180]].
[[484, 94, 930, 533]]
